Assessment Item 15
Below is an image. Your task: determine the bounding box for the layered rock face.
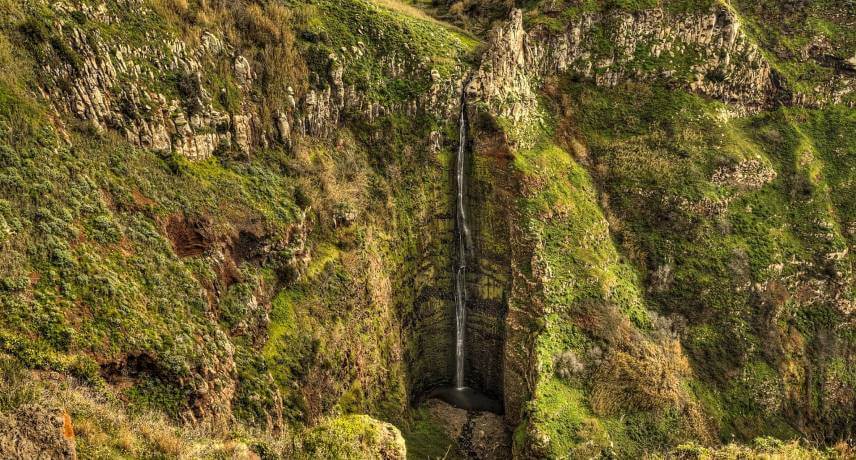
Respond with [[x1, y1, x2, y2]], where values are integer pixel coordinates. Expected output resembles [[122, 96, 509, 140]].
[[462, 110, 514, 401], [466, 109, 545, 427], [474, 7, 779, 122], [403, 195, 457, 397], [40, 1, 464, 161]]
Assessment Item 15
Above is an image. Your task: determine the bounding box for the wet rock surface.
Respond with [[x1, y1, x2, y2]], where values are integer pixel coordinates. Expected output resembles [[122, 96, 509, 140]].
[[430, 386, 502, 413], [425, 399, 511, 460]]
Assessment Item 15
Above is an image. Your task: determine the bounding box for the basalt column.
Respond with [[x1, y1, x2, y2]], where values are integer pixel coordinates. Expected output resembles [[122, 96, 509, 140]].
[[403, 211, 456, 396], [401, 134, 457, 400], [463, 107, 513, 403]]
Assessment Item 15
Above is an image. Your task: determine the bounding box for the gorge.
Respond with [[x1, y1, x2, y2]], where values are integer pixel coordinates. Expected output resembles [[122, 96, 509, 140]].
[[0, 0, 853, 459]]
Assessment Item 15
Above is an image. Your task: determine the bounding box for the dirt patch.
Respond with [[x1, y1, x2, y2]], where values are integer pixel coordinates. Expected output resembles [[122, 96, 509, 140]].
[[62, 412, 74, 440], [164, 214, 211, 257], [131, 190, 155, 207], [99, 352, 165, 391]]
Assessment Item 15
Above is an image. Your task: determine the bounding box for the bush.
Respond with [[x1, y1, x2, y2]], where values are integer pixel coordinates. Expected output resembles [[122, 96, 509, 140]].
[[235, 4, 282, 46], [0, 355, 38, 411], [299, 415, 405, 459], [554, 350, 585, 381], [68, 355, 102, 386]]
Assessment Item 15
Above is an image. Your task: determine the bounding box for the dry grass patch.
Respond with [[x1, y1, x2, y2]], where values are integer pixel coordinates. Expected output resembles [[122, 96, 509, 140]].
[[369, 0, 476, 40], [370, 0, 449, 25], [589, 339, 715, 443]]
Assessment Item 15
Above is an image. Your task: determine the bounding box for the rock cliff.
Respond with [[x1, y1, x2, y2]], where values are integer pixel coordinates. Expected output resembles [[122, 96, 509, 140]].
[[38, 1, 466, 161], [473, 6, 854, 124], [461, 3, 854, 457], [0, 0, 853, 458]]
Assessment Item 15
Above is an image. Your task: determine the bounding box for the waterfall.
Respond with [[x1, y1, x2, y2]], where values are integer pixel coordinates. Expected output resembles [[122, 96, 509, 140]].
[[431, 84, 501, 413], [454, 87, 470, 389]]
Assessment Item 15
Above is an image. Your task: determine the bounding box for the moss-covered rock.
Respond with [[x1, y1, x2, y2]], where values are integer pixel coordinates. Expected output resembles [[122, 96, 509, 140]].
[[299, 414, 407, 459]]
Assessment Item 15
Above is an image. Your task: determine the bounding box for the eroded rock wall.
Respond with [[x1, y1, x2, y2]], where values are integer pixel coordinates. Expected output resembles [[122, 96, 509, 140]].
[[39, 1, 464, 161], [464, 110, 514, 401], [473, 7, 780, 122]]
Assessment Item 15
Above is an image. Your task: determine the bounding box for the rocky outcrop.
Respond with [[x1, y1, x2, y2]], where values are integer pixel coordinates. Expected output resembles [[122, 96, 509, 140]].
[[711, 159, 777, 190], [0, 405, 77, 459], [42, 8, 234, 159], [425, 399, 511, 459], [299, 415, 407, 460], [473, 7, 781, 121], [182, 328, 237, 425], [39, 2, 465, 161]]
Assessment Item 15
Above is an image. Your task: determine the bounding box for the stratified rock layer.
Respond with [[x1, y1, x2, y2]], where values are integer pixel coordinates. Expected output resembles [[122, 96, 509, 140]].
[[473, 7, 785, 122]]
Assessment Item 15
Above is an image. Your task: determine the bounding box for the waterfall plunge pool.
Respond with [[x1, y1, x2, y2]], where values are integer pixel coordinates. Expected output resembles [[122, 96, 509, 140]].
[[429, 385, 502, 413]]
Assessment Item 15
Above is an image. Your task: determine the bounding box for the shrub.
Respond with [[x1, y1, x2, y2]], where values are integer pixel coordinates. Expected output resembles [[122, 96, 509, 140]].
[[68, 355, 102, 386], [299, 415, 406, 459], [235, 4, 282, 46], [86, 214, 122, 244], [0, 355, 38, 411], [554, 350, 585, 381]]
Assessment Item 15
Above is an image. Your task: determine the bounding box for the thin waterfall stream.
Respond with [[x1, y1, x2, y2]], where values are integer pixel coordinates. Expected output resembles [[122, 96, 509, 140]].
[[454, 85, 470, 390]]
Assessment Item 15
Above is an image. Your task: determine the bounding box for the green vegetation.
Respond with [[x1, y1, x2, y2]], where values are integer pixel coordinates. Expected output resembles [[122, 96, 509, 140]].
[[524, 78, 853, 451], [0, 0, 472, 456], [670, 437, 853, 459], [731, 0, 855, 102], [0, 354, 415, 458], [0, 0, 852, 457], [522, 0, 718, 25], [401, 407, 462, 460], [287, 0, 477, 104], [487, 1, 853, 443], [299, 414, 405, 458], [504, 115, 711, 457], [0, 64, 307, 418]]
